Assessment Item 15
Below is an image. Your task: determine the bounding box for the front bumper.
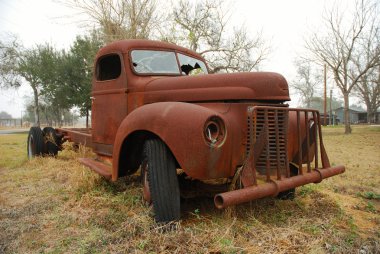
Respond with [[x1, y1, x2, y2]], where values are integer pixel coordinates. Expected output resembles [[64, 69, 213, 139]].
[[215, 165, 345, 209]]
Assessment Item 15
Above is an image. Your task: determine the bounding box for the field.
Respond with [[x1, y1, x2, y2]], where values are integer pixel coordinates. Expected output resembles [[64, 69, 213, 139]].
[[0, 126, 379, 253]]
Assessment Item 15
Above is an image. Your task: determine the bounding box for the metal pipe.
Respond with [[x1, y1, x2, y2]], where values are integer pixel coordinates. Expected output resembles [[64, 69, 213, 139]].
[[297, 111, 303, 175], [305, 111, 311, 172], [214, 165, 345, 209], [313, 112, 319, 169]]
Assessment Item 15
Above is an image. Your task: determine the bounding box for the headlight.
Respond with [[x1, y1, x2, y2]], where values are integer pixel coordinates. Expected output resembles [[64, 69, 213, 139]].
[[204, 116, 226, 146]]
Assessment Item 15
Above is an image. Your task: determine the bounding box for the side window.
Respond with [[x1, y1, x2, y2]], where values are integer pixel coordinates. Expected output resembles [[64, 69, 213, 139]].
[[96, 54, 122, 81], [177, 53, 208, 75]]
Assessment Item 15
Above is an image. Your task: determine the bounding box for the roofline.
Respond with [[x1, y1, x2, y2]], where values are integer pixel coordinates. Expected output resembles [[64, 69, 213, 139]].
[[333, 107, 380, 113], [97, 39, 205, 61]]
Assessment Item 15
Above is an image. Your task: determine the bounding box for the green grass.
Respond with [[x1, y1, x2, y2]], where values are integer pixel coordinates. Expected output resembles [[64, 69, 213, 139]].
[[0, 134, 28, 168], [0, 127, 379, 253]]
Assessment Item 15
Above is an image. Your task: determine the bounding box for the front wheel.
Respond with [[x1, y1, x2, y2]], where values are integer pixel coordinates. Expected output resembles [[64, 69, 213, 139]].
[[277, 163, 299, 200], [142, 139, 180, 223]]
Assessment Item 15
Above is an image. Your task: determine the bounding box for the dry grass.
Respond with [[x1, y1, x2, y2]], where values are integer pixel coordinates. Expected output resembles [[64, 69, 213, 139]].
[[0, 126, 379, 253], [0, 133, 28, 168]]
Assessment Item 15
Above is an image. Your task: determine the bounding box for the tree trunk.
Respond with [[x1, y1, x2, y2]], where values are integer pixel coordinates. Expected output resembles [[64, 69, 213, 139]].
[[32, 86, 40, 127], [343, 92, 351, 134], [367, 107, 378, 123], [45, 107, 49, 126], [86, 108, 89, 129], [367, 111, 373, 123], [57, 109, 62, 128], [363, 98, 371, 124]]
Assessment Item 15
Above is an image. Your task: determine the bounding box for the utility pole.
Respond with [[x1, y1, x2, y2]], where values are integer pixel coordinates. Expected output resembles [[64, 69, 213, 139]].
[[323, 64, 327, 126], [329, 90, 332, 126]]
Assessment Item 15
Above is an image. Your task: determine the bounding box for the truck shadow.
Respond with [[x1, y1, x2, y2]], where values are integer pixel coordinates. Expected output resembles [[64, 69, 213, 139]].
[[180, 190, 342, 227]]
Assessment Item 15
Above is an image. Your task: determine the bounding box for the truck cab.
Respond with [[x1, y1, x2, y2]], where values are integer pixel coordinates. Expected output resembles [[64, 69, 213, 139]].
[[91, 40, 209, 155]]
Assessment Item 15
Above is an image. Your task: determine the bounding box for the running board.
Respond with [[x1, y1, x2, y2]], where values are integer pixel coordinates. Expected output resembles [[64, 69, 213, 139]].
[[78, 158, 112, 179]]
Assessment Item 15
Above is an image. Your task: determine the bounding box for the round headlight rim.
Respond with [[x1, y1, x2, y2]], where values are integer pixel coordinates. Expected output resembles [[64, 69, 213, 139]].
[[203, 116, 226, 146]]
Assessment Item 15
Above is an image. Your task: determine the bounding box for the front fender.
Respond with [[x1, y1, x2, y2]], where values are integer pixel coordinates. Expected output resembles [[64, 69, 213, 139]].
[[112, 102, 233, 181]]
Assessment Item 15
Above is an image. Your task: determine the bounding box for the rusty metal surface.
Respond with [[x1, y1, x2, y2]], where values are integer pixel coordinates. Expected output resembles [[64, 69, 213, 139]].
[[78, 158, 112, 179], [90, 40, 207, 156], [112, 101, 235, 181], [96, 39, 204, 63], [143, 72, 290, 103], [56, 128, 93, 148], [214, 165, 345, 209], [52, 40, 344, 209], [214, 106, 345, 208], [92, 40, 289, 158], [91, 51, 128, 147]]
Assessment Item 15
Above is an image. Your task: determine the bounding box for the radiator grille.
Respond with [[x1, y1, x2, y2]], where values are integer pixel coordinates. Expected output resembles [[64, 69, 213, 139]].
[[247, 107, 289, 177]]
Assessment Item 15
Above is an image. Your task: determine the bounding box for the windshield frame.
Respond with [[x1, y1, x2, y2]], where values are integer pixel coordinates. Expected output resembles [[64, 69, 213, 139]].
[[129, 48, 208, 76]]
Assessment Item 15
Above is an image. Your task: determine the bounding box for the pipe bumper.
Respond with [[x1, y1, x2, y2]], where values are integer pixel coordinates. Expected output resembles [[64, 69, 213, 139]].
[[214, 165, 345, 209]]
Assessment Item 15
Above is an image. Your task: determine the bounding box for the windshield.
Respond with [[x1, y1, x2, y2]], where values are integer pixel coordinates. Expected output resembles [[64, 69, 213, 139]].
[[131, 50, 208, 75], [131, 50, 180, 74]]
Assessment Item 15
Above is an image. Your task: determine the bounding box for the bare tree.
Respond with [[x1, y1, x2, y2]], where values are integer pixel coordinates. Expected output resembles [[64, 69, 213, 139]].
[[354, 65, 380, 123], [62, 0, 160, 42], [306, 0, 380, 134], [352, 23, 380, 123], [291, 59, 322, 108], [167, 0, 268, 73]]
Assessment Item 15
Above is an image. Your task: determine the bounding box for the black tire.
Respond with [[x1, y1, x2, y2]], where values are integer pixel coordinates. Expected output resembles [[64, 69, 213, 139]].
[[277, 163, 299, 200], [143, 139, 180, 223], [42, 127, 59, 156], [27, 127, 44, 159]]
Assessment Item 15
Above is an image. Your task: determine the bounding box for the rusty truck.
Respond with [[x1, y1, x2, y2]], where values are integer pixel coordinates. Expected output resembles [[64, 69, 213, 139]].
[[27, 39, 345, 223]]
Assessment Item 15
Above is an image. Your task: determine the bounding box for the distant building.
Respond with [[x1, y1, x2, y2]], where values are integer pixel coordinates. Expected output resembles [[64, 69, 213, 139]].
[[0, 118, 21, 127], [334, 107, 380, 124], [320, 113, 340, 125]]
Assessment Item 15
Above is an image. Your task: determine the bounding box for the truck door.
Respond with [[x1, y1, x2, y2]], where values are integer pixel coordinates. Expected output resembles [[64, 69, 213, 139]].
[[91, 52, 128, 156]]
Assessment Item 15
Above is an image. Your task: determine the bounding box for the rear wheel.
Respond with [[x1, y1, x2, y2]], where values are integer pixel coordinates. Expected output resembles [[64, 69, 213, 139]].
[[42, 127, 59, 156], [27, 127, 44, 159], [142, 139, 180, 223]]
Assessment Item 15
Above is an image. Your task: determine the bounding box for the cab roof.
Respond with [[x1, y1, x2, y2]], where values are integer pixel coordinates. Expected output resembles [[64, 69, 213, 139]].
[[97, 39, 204, 61]]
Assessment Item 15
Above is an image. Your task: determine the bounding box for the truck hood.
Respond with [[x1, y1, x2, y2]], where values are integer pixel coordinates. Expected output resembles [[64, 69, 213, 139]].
[[143, 72, 290, 103]]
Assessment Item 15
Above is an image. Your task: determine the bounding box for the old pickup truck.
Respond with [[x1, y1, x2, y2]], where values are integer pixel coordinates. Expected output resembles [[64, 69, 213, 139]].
[[27, 39, 345, 223]]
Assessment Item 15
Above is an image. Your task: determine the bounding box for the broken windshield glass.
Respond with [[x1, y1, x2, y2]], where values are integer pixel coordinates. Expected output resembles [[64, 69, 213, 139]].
[[131, 50, 180, 74], [178, 53, 208, 75]]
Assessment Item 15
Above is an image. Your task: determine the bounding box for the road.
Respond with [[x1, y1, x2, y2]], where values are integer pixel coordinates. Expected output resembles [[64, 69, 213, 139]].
[[0, 129, 29, 135]]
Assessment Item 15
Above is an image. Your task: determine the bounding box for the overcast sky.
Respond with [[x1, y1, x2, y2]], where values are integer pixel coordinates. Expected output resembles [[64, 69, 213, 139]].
[[0, 0, 354, 118]]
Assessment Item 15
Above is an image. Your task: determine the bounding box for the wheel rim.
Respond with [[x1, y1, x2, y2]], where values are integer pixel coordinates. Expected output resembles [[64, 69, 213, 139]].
[[141, 161, 151, 204], [28, 135, 35, 159]]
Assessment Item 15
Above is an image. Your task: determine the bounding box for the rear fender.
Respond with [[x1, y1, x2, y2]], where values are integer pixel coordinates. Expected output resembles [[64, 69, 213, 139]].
[[112, 102, 231, 181]]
